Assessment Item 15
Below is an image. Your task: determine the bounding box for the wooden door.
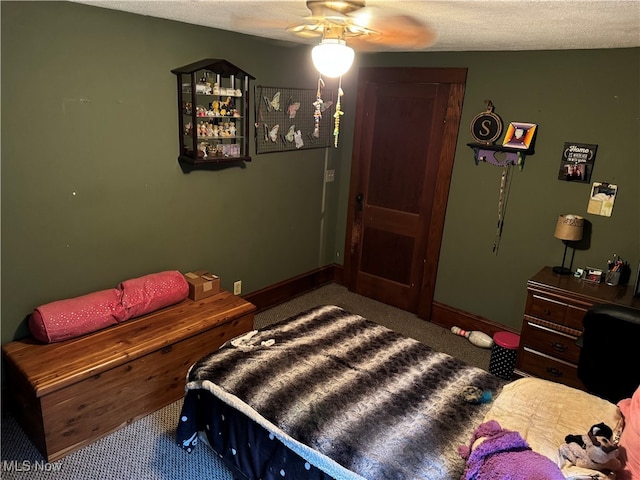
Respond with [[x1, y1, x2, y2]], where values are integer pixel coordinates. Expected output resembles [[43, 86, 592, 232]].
[[344, 67, 466, 318]]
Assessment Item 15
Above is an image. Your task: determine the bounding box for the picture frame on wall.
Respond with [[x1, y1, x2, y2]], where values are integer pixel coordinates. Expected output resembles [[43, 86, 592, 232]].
[[586, 182, 617, 217], [502, 122, 537, 150], [558, 142, 597, 183], [634, 263, 640, 297]]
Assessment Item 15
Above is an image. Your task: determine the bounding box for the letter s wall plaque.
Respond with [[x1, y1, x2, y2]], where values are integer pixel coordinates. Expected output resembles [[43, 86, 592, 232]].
[[470, 100, 503, 145]]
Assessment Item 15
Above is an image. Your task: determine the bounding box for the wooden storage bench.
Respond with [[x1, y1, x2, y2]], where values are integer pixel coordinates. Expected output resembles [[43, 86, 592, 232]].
[[2, 290, 255, 462]]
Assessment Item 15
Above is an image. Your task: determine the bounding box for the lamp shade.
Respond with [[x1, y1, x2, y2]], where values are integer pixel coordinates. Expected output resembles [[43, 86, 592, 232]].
[[312, 39, 354, 78], [554, 214, 584, 241]]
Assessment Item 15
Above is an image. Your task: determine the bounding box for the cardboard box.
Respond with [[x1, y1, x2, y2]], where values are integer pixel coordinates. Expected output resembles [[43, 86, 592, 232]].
[[184, 270, 220, 301]]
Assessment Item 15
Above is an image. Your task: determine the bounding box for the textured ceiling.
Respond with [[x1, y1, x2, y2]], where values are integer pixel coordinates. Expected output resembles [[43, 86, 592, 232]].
[[74, 0, 640, 52]]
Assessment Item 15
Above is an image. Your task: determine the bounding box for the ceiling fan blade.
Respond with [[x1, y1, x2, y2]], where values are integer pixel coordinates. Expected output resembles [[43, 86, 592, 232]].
[[347, 9, 437, 50], [235, 1, 437, 50], [306, 0, 366, 19]]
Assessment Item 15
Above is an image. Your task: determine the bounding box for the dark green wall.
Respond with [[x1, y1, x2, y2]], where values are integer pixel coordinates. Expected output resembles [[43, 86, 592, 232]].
[[1, 1, 341, 343], [335, 48, 639, 330], [2, 2, 638, 345]]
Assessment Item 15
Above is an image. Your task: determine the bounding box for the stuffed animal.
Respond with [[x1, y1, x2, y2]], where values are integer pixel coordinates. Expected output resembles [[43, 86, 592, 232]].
[[459, 420, 565, 480], [559, 422, 622, 472]]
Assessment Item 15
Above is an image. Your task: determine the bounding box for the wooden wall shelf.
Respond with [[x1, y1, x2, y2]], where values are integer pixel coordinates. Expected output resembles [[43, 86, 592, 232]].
[[467, 142, 534, 169]]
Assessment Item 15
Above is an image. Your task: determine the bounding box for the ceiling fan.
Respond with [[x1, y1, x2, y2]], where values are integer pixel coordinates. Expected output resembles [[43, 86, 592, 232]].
[[287, 1, 436, 50], [284, 1, 437, 147], [277, 1, 437, 77], [249, 1, 437, 146]]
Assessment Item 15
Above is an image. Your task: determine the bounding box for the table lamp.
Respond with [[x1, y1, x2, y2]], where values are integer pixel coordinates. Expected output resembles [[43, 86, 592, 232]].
[[552, 214, 584, 275]]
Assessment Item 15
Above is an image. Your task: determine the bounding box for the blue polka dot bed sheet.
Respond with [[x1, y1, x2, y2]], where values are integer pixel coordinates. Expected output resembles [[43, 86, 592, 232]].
[[176, 305, 506, 480]]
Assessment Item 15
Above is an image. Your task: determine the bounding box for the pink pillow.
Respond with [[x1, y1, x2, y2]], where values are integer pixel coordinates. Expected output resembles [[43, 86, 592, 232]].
[[29, 270, 190, 343], [119, 270, 189, 319], [29, 288, 126, 343], [618, 385, 640, 480]]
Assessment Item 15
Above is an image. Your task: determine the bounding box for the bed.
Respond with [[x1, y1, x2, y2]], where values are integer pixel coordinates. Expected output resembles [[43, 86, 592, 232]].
[[176, 305, 639, 480]]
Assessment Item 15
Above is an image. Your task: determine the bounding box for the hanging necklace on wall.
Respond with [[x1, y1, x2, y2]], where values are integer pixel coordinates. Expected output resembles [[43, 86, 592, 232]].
[[333, 77, 344, 147], [492, 164, 514, 255]]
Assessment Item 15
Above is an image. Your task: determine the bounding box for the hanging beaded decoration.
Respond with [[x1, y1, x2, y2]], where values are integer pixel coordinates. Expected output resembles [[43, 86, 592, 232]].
[[312, 77, 326, 139], [333, 78, 344, 147], [492, 164, 514, 255]]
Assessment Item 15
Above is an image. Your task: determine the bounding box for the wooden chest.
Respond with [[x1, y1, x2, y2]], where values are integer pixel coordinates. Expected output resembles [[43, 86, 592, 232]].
[[2, 290, 255, 462]]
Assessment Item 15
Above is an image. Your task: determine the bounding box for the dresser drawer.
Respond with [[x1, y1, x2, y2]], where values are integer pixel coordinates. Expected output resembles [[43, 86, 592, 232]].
[[517, 348, 584, 390], [527, 294, 586, 330], [520, 320, 581, 364]]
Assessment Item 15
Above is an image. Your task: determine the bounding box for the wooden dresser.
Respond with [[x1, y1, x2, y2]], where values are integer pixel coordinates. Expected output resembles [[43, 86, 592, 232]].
[[2, 290, 255, 462], [515, 266, 640, 389]]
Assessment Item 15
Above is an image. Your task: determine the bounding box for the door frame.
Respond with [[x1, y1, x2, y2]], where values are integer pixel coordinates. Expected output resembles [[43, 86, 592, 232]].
[[343, 67, 467, 320]]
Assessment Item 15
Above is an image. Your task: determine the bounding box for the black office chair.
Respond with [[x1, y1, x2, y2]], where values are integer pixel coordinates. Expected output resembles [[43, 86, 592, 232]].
[[577, 303, 640, 404]]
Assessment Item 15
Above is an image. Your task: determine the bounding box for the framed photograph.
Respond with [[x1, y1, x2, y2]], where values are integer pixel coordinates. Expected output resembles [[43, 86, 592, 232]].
[[634, 263, 640, 297], [582, 267, 603, 284], [502, 122, 537, 150], [557, 142, 597, 183], [586, 182, 617, 217]]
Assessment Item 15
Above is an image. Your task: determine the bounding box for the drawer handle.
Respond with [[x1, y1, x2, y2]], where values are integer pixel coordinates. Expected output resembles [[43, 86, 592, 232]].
[[551, 342, 568, 353], [543, 308, 552, 316], [546, 367, 563, 377], [161, 346, 173, 354]]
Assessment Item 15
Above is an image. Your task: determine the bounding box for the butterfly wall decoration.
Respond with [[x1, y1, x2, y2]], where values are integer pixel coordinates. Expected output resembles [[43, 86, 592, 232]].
[[287, 99, 301, 119], [256, 86, 334, 154], [264, 91, 280, 112], [268, 124, 279, 142], [285, 125, 296, 143]]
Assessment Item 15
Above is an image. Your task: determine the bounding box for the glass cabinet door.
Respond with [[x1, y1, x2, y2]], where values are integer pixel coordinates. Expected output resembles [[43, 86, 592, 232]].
[[172, 59, 254, 169]]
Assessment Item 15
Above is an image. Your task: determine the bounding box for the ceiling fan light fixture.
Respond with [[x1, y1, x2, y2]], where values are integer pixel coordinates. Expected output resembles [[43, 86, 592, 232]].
[[312, 38, 354, 78]]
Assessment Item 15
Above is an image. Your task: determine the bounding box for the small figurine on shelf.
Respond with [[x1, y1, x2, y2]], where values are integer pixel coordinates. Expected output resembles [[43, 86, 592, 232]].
[[206, 122, 214, 137], [212, 125, 219, 138], [211, 100, 220, 116], [198, 142, 209, 157], [220, 97, 235, 115], [198, 122, 207, 137], [220, 97, 232, 116], [228, 121, 236, 137], [196, 83, 212, 95], [184, 122, 192, 136], [196, 105, 206, 117], [213, 82, 220, 95]]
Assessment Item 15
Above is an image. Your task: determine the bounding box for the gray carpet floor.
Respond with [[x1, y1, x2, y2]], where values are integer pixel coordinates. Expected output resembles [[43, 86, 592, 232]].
[[1, 283, 491, 479]]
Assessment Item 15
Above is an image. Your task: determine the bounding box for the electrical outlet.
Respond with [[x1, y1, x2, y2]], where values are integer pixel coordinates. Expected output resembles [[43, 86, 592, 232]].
[[233, 280, 242, 295], [325, 169, 335, 182]]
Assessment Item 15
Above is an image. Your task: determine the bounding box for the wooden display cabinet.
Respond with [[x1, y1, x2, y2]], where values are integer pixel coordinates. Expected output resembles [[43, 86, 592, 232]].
[[171, 59, 254, 171]]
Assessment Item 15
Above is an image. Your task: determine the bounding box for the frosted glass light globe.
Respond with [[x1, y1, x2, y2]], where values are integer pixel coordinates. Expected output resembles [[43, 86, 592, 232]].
[[312, 39, 354, 78]]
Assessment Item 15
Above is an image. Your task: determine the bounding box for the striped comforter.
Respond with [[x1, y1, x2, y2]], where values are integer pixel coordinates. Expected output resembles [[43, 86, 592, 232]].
[[179, 305, 506, 479]]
